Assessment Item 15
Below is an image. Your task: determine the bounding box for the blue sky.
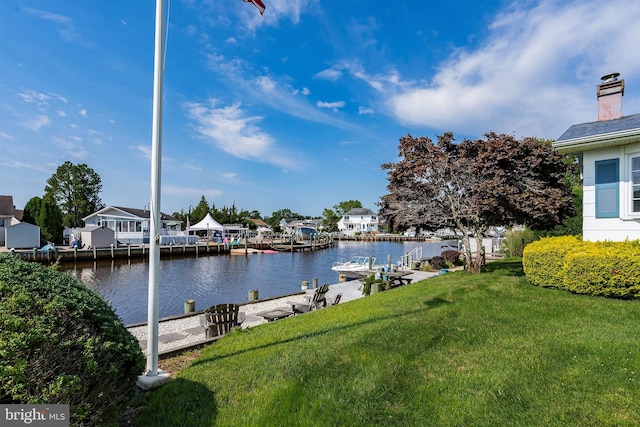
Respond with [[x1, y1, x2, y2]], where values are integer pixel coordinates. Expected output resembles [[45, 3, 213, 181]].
[[2, 0, 640, 218]]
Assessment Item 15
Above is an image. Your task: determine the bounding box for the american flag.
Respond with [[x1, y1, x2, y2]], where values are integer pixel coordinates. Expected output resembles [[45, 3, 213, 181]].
[[243, 0, 266, 16]]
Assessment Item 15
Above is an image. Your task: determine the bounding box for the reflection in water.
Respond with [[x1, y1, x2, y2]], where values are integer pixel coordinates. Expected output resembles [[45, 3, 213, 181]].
[[61, 240, 453, 325]]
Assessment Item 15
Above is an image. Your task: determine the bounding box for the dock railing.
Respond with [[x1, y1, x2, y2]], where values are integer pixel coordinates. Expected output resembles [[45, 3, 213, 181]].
[[400, 246, 423, 270]]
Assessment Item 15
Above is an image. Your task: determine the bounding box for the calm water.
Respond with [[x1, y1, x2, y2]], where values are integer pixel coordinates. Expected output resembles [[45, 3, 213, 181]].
[[63, 240, 454, 325]]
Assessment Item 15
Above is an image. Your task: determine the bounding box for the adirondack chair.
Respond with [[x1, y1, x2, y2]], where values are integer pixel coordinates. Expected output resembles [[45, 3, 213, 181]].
[[328, 293, 342, 306], [199, 303, 241, 338], [289, 284, 330, 314]]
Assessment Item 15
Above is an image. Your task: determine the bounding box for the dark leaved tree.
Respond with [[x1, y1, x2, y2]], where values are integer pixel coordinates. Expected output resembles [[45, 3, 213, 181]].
[[380, 132, 574, 273]]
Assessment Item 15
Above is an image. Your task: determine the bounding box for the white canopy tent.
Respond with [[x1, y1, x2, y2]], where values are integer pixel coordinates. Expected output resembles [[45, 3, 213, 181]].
[[188, 213, 223, 232]]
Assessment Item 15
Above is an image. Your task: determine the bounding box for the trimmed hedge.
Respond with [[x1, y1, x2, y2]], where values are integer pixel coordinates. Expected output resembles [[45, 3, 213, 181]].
[[0, 254, 145, 426], [522, 235, 581, 289], [523, 237, 640, 299], [564, 241, 640, 299]]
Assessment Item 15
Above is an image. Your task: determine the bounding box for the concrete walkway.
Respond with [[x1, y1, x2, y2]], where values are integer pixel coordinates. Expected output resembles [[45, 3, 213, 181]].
[[127, 270, 437, 356]]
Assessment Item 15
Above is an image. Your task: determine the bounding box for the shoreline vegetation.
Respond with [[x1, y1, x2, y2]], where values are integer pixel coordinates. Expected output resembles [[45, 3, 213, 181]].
[[131, 259, 640, 426]]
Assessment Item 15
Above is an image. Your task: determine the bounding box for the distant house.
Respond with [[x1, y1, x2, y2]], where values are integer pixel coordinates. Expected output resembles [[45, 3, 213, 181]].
[[337, 208, 379, 236], [0, 195, 27, 247], [553, 73, 640, 241], [281, 218, 324, 239], [82, 206, 182, 245]]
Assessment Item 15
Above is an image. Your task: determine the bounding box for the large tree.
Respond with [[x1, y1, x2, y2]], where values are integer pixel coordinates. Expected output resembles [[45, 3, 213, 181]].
[[44, 161, 103, 228], [22, 196, 42, 225], [38, 195, 64, 244], [380, 132, 574, 273]]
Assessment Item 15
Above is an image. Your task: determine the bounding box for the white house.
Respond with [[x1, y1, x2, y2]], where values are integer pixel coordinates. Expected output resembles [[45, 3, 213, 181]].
[[554, 73, 640, 241], [337, 208, 379, 236], [82, 206, 183, 245]]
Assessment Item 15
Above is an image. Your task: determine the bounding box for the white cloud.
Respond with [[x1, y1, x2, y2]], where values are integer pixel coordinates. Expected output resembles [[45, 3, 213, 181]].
[[0, 160, 49, 172], [183, 99, 299, 169], [22, 115, 50, 131], [387, 0, 640, 138], [133, 145, 152, 160], [317, 100, 345, 111], [314, 68, 342, 82], [79, 109, 88, 118], [222, 172, 238, 180], [358, 106, 374, 115], [25, 7, 87, 45], [58, 110, 66, 117], [0, 132, 15, 140]]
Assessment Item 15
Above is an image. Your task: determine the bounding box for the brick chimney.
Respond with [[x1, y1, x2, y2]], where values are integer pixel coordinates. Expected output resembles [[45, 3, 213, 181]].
[[597, 72, 624, 121]]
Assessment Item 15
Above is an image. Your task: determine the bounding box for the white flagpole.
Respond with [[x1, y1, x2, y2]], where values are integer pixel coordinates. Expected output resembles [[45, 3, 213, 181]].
[[138, 0, 170, 388]]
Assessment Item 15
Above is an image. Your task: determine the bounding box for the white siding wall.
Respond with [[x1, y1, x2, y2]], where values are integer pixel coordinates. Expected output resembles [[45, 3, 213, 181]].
[[583, 144, 640, 241]]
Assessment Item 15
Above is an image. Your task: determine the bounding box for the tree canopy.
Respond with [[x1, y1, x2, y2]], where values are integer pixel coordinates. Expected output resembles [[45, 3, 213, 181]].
[[44, 161, 103, 228], [380, 132, 575, 272], [21, 196, 42, 225]]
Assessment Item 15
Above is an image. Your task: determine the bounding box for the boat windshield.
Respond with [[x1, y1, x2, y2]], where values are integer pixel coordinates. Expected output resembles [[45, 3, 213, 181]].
[[350, 256, 375, 265]]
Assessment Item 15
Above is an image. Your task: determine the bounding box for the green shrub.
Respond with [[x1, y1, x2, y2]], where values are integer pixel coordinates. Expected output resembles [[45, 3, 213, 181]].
[[500, 227, 536, 257], [0, 254, 145, 426], [564, 241, 640, 299], [522, 235, 581, 289]]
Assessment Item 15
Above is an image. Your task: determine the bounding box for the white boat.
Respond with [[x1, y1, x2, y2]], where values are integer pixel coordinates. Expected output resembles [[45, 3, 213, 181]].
[[331, 256, 377, 279]]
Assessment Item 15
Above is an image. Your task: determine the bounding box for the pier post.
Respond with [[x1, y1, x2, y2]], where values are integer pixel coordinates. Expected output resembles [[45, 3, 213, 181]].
[[111, 244, 114, 259], [128, 244, 131, 258], [312, 278, 318, 288], [93, 246, 97, 260], [184, 300, 195, 313]]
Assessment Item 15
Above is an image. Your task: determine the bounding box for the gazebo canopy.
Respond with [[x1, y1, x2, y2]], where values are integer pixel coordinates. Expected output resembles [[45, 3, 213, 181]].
[[189, 213, 223, 231]]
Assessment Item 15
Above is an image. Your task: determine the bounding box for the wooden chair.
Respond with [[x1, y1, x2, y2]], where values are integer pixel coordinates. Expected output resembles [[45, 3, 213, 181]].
[[289, 284, 330, 314], [328, 293, 342, 306], [199, 303, 241, 338]]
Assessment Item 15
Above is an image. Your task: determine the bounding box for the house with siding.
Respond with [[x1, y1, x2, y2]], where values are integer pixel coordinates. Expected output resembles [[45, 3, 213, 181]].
[[82, 206, 183, 245], [553, 73, 640, 241], [0, 195, 25, 247], [337, 208, 379, 236]]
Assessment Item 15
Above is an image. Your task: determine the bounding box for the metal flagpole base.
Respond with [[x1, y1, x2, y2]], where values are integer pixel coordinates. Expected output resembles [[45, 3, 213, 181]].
[[137, 370, 171, 390]]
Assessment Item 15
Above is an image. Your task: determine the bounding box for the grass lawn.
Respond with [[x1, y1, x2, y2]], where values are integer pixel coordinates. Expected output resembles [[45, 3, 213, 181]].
[[134, 260, 640, 426]]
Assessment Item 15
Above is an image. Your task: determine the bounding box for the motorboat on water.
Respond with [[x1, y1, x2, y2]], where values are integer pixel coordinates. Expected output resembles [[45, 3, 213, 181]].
[[331, 256, 377, 279]]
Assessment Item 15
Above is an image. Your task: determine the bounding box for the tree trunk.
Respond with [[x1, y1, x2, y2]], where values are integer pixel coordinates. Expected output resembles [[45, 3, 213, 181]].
[[462, 234, 483, 274]]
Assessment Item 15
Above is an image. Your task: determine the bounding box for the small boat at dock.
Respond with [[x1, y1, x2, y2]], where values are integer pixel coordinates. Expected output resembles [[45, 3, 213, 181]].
[[331, 256, 377, 279]]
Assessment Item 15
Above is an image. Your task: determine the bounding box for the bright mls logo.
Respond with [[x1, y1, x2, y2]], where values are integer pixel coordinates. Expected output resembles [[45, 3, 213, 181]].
[[1, 405, 69, 426]]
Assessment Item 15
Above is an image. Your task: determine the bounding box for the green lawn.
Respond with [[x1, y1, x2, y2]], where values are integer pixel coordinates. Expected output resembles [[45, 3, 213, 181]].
[[134, 260, 640, 426]]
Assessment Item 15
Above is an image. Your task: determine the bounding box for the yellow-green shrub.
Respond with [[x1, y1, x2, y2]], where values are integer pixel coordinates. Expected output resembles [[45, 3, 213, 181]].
[[522, 235, 582, 289], [564, 241, 640, 299]]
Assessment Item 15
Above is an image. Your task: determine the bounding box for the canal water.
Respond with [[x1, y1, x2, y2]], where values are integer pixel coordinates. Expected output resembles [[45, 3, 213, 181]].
[[62, 240, 455, 325]]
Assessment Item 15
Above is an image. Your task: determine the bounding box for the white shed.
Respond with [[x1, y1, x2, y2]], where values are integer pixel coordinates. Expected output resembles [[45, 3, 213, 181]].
[[80, 225, 115, 248], [5, 222, 40, 249]]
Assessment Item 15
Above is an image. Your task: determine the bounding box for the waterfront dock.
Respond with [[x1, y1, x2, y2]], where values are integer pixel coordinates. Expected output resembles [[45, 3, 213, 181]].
[[7, 237, 336, 263]]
